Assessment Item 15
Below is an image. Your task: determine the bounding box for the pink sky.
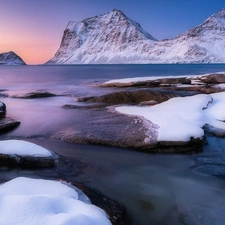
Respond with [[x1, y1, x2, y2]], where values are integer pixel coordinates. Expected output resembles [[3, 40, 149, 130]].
[[0, 0, 224, 65]]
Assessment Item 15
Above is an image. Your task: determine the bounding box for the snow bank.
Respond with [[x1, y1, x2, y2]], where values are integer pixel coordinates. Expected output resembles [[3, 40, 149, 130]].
[[116, 92, 225, 142], [0, 140, 53, 157], [0, 177, 111, 225]]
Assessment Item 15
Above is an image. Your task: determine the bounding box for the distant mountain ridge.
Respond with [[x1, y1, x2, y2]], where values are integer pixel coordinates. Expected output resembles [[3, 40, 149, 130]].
[[48, 8, 225, 64], [0, 51, 26, 65]]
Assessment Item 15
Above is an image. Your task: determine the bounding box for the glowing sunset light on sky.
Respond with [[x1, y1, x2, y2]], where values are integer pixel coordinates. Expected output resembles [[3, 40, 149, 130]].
[[0, 0, 224, 65]]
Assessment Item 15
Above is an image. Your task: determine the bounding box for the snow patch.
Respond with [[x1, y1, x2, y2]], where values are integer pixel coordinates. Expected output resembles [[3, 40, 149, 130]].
[[0, 177, 111, 225], [0, 140, 53, 157], [116, 92, 225, 142]]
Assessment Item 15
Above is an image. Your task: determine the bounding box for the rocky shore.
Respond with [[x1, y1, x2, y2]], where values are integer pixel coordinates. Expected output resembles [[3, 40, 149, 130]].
[[55, 73, 225, 153]]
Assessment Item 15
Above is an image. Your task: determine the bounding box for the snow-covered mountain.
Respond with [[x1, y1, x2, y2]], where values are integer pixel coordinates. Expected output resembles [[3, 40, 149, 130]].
[[147, 8, 225, 63], [47, 9, 157, 64], [0, 51, 26, 65], [47, 8, 225, 64]]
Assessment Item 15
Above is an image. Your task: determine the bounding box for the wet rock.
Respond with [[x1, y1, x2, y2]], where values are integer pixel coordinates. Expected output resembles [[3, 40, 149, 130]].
[[52, 109, 157, 149], [11, 91, 57, 99], [0, 101, 6, 112], [0, 101, 6, 119], [157, 77, 191, 85], [0, 154, 57, 168], [62, 103, 107, 109], [78, 89, 182, 105], [71, 181, 126, 225], [200, 74, 225, 84], [204, 124, 225, 137], [100, 73, 225, 95], [0, 118, 20, 133]]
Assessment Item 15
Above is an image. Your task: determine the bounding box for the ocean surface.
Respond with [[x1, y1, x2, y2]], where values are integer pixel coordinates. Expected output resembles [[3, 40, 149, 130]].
[[1, 64, 225, 225]]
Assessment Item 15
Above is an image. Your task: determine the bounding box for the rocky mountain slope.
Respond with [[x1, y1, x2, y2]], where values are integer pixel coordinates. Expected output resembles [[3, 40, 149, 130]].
[[0, 51, 26, 65], [47, 8, 225, 64], [147, 8, 225, 63]]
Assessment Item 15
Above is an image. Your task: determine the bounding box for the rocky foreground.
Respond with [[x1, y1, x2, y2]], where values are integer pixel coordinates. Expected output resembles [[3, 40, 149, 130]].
[[1, 72, 225, 224]]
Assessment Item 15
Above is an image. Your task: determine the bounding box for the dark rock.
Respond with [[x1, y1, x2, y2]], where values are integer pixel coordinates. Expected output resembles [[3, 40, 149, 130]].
[[12, 91, 57, 99], [0, 153, 58, 168], [78, 89, 181, 105], [0, 118, 20, 133], [200, 74, 225, 84], [62, 103, 107, 109], [0, 101, 6, 112], [157, 77, 191, 85], [0, 101, 6, 119], [71, 181, 126, 225]]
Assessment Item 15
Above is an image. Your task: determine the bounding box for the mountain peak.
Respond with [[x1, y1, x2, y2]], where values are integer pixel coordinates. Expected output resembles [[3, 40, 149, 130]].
[[48, 9, 157, 64], [0, 51, 26, 65], [213, 7, 225, 18]]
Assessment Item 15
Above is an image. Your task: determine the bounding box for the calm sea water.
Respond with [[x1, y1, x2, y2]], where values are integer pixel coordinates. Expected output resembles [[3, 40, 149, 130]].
[[1, 64, 225, 225]]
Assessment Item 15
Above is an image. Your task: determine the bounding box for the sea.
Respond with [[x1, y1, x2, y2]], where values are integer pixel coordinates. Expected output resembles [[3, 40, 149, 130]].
[[1, 64, 225, 225]]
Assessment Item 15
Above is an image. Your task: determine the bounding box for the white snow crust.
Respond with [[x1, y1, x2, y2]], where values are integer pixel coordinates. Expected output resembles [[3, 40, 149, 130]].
[[116, 92, 225, 142], [0, 140, 53, 157], [0, 177, 111, 225]]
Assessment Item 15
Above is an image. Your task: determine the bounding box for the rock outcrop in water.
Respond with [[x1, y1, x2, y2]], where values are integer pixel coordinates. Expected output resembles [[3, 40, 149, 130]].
[[0, 101, 20, 133], [56, 73, 225, 153], [48, 8, 225, 64], [0, 51, 26, 65]]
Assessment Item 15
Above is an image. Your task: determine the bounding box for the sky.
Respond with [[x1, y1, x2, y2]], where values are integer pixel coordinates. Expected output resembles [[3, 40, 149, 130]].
[[0, 0, 224, 65]]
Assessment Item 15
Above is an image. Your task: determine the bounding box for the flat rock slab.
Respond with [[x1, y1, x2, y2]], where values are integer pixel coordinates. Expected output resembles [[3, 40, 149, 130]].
[[77, 89, 183, 105], [53, 107, 203, 153], [100, 73, 225, 94], [11, 91, 58, 99]]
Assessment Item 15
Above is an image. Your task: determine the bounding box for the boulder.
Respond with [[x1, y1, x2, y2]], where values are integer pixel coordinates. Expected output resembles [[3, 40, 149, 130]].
[[0, 101, 6, 118], [0, 118, 20, 133], [0, 140, 58, 168]]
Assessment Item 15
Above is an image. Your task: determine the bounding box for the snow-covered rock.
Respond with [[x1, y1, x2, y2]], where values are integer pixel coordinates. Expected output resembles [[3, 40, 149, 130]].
[[48, 8, 225, 64], [0, 51, 26, 65], [116, 92, 225, 142], [0, 140, 58, 167], [0, 177, 111, 225]]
